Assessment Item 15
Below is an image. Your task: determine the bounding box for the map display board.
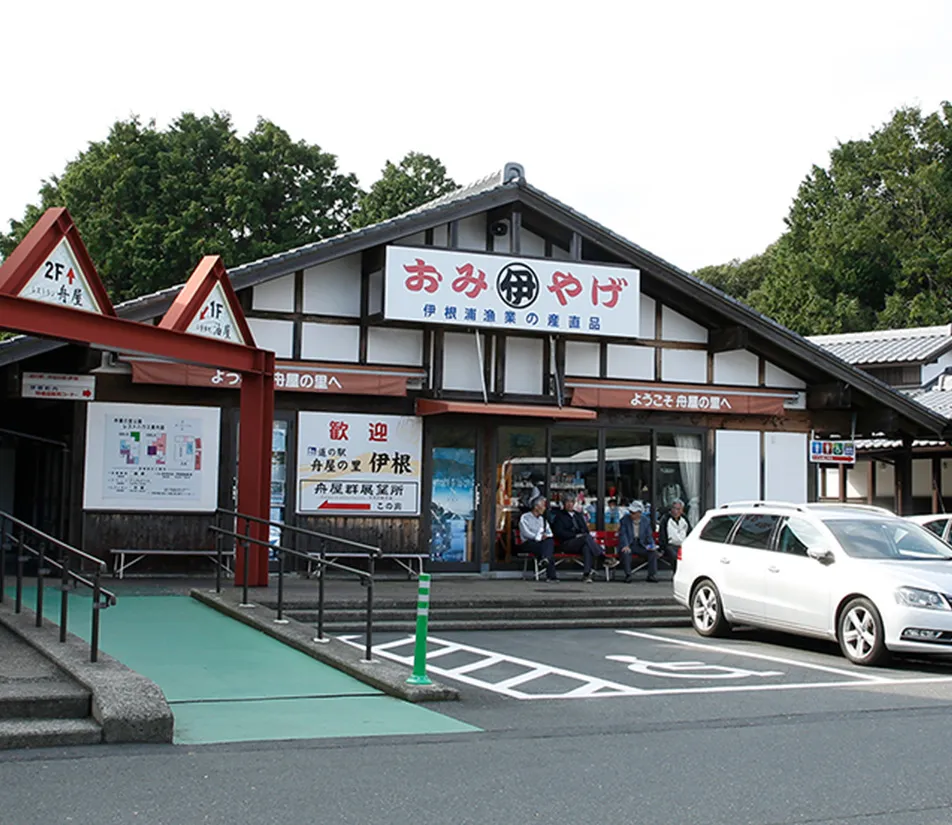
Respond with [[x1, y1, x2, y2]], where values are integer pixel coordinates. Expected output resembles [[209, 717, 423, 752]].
[[84, 403, 221, 511]]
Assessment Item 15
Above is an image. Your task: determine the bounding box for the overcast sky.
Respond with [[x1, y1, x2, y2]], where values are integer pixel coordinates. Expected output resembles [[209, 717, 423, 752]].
[[2, 1, 950, 272]]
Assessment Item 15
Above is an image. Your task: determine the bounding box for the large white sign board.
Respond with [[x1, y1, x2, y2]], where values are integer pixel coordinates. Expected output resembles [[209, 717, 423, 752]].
[[296, 412, 422, 516], [84, 403, 221, 512], [384, 246, 639, 338]]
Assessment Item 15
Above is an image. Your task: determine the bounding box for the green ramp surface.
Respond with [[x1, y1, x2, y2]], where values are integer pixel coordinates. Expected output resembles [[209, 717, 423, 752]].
[[6, 589, 476, 744]]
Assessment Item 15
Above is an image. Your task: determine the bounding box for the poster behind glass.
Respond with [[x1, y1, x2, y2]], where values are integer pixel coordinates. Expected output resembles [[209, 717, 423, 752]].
[[269, 422, 289, 559], [429, 447, 476, 563]]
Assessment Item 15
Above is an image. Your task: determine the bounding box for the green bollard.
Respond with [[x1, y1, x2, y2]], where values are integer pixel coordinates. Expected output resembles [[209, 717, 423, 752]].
[[406, 573, 433, 686]]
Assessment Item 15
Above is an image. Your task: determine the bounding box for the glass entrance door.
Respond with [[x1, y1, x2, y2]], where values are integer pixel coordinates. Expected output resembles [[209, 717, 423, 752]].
[[427, 426, 479, 569]]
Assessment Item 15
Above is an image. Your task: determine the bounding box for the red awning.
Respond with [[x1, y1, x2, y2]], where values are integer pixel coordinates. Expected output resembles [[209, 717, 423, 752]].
[[415, 398, 597, 420]]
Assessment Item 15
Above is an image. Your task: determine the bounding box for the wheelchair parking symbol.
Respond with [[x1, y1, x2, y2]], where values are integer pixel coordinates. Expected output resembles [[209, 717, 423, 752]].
[[606, 655, 784, 680]]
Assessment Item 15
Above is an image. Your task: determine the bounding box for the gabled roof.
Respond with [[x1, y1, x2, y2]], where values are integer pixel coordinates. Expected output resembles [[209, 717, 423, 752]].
[[1, 164, 950, 437], [808, 325, 952, 366]]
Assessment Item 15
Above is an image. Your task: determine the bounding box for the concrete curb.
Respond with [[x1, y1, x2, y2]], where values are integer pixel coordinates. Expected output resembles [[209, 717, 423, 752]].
[[190, 589, 459, 703], [0, 601, 174, 744]]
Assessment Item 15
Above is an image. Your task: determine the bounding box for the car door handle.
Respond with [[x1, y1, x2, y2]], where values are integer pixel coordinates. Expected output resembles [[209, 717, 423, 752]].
[[720, 557, 730, 564], [768, 565, 780, 573]]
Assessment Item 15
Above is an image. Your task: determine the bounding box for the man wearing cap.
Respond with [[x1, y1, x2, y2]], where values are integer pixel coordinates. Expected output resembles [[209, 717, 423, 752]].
[[618, 501, 660, 583]]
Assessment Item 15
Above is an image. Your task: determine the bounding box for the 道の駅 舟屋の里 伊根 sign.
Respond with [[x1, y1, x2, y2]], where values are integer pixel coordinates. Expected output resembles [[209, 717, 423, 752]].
[[296, 412, 422, 516], [384, 246, 640, 338]]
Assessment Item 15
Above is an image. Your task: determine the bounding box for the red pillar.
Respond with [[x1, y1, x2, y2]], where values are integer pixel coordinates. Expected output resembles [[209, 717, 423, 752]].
[[236, 349, 275, 587]]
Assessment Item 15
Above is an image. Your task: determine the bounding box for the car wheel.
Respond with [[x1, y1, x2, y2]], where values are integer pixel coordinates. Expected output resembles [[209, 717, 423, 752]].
[[838, 597, 888, 666], [691, 579, 730, 637]]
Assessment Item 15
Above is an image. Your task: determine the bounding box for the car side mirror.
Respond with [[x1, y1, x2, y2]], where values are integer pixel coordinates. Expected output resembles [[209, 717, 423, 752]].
[[806, 547, 834, 563]]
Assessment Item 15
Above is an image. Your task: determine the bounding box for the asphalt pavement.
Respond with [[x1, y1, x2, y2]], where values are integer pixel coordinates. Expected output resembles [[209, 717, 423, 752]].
[[3, 625, 952, 824]]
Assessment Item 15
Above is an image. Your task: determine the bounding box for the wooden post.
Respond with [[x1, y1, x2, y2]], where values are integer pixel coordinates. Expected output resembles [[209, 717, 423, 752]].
[[867, 459, 875, 506], [932, 455, 942, 514], [838, 465, 847, 502]]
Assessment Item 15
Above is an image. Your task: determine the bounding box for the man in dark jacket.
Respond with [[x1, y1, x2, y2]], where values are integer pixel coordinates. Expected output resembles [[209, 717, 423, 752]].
[[550, 492, 605, 583], [618, 501, 659, 583]]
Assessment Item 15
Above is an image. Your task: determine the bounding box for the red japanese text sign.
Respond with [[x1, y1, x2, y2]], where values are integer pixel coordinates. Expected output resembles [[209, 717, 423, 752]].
[[570, 384, 792, 415], [384, 246, 640, 338]]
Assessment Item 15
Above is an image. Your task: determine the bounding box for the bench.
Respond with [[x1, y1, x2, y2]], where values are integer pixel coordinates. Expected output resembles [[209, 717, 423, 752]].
[[520, 531, 621, 581], [110, 548, 234, 580], [305, 552, 428, 579]]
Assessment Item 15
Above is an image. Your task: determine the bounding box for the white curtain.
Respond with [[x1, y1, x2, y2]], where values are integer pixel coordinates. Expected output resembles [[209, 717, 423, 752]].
[[674, 433, 702, 527]]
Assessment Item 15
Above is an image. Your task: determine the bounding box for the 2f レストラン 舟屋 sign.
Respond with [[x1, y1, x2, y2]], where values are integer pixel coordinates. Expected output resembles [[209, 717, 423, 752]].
[[384, 246, 640, 338], [296, 412, 423, 516]]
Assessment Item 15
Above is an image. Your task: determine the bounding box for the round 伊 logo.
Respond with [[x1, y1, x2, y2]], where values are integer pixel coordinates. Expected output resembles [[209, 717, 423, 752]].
[[496, 262, 540, 309]]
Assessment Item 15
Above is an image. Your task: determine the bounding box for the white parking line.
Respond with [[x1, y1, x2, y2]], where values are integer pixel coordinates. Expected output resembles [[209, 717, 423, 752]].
[[616, 630, 890, 682]]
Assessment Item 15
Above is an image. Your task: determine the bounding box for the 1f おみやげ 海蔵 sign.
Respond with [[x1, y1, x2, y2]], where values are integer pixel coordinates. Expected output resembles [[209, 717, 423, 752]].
[[384, 246, 640, 338]]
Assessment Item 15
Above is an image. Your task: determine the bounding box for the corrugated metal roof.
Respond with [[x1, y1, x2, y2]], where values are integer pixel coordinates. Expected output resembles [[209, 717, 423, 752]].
[[808, 325, 952, 365]]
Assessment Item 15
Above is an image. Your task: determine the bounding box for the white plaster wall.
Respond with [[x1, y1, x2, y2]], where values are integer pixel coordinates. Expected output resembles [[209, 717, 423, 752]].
[[247, 318, 294, 358], [715, 430, 761, 506], [549, 243, 570, 259], [640, 295, 656, 339], [661, 306, 707, 343], [922, 351, 952, 385], [366, 327, 424, 366], [368, 270, 383, 315], [607, 344, 655, 380], [713, 350, 759, 386], [877, 461, 895, 493], [565, 341, 600, 377], [943, 458, 952, 492], [847, 460, 870, 498], [252, 274, 295, 312], [764, 432, 808, 502], [661, 349, 707, 383], [443, 332, 485, 392], [394, 230, 426, 247], [913, 458, 933, 498], [457, 215, 486, 250], [302, 255, 361, 317], [764, 361, 807, 389], [520, 230, 546, 258], [504, 337, 544, 394], [301, 322, 360, 362]]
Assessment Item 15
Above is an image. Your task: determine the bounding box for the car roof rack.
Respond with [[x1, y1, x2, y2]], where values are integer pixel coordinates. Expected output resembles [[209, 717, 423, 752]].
[[801, 503, 895, 515], [718, 501, 806, 512]]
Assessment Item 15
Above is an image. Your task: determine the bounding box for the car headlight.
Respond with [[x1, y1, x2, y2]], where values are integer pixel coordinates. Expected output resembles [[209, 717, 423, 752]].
[[895, 587, 950, 610]]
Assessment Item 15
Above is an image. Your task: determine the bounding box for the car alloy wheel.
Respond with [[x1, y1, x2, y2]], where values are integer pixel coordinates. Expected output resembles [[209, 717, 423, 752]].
[[691, 579, 729, 637], [838, 597, 887, 666]]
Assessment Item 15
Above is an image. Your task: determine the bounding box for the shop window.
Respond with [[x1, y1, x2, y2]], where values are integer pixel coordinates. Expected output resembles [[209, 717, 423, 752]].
[[429, 429, 478, 564], [550, 429, 598, 528], [657, 431, 703, 527], [495, 426, 546, 562], [605, 430, 651, 533]]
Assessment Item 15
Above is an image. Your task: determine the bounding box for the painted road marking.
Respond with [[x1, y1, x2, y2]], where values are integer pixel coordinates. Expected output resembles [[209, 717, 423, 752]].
[[615, 630, 889, 682], [606, 655, 785, 680]]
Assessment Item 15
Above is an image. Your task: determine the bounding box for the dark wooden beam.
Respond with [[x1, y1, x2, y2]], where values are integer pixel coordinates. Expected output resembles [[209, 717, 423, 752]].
[[708, 326, 749, 353], [854, 408, 901, 435]]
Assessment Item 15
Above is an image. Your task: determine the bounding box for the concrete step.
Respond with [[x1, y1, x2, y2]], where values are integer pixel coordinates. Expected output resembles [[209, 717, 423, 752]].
[[288, 604, 688, 624], [0, 718, 102, 750], [307, 615, 692, 633], [267, 595, 682, 611], [0, 683, 91, 721]]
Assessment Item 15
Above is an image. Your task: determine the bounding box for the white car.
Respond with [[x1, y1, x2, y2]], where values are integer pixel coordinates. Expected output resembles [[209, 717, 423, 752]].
[[673, 502, 952, 666], [907, 513, 952, 543]]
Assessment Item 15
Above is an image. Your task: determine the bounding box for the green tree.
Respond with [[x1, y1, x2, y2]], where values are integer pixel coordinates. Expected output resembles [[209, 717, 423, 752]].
[[0, 113, 361, 301], [695, 102, 952, 334], [353, 152, 457, 228]]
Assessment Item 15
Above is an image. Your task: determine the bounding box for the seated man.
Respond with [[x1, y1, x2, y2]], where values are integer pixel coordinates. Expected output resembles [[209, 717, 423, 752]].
[[618, 501, 660, 583], [550, 492, 605, 583], [658, 499, 689, 573], [519, 495, 558, 582]]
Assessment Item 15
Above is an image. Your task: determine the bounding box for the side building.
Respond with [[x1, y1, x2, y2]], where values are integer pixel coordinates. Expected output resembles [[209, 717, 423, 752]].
[[1, 164, 949, 574]]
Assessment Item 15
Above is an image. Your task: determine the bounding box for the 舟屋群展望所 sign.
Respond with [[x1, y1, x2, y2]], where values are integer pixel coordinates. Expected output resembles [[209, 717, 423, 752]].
[[296, 412, 423, 516], [809, 439, 856, 465], [384, 246, 639, 338]]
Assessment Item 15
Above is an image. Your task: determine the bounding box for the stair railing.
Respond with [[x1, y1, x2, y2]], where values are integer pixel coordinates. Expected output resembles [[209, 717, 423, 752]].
[[209, 509, 381, 661], [0, 510, 116, 662]]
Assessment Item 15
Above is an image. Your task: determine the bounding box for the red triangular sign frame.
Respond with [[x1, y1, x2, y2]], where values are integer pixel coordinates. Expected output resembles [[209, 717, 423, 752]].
[[0, 208, 116, 316], [159, 255, 255, 347]]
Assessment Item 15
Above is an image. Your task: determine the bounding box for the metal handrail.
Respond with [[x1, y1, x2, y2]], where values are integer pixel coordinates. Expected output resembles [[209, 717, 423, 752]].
[[210, 509, 377, 661], [0, 511, 116, 663]]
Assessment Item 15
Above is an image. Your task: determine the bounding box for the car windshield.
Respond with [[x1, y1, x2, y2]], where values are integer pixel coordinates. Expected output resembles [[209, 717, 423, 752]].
[[825, 518, 952, 561]]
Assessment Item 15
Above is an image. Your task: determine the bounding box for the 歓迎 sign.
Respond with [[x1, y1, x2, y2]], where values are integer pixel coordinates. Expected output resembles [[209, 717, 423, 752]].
[[384, 246, 639, 338], [19, 238, 105, 313], [21, 372, 95, 401], [296, 412, 422, 516], [809, 439, 856, 464]]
